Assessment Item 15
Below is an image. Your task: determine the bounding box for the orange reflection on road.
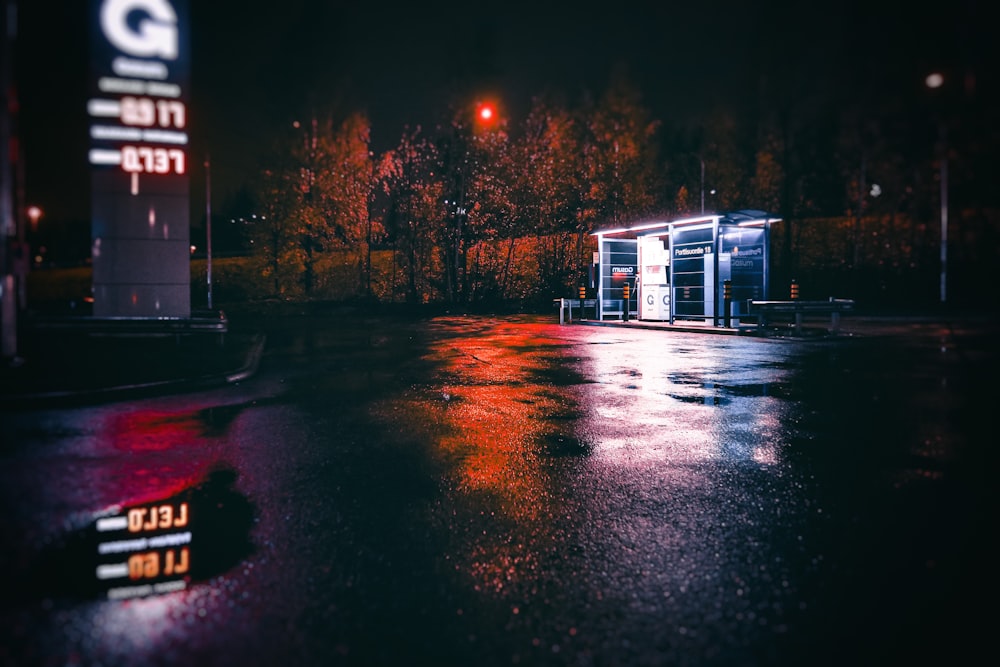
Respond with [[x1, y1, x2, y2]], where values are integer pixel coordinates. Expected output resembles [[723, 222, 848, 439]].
[[372, 317, 575, 597], [424, 320, 567, 505]]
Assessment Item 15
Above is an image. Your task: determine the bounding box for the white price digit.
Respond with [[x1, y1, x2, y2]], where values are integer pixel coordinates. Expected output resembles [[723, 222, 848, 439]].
[[121, 98, 185, 128], [121, 96, 155, 126], [156, 100, 186, 128]]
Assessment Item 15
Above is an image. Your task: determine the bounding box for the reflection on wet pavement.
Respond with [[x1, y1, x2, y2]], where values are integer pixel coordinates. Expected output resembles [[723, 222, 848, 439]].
[[6, 466, 254, 603], [367, 316, 808, 661], [577, 329, 795, 469], [1, 312, 992, 666], [369, 317, 584, 600]]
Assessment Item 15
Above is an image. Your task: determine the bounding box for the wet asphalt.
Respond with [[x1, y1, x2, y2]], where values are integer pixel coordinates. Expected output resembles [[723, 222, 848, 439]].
[[0, 311, 996, 666]]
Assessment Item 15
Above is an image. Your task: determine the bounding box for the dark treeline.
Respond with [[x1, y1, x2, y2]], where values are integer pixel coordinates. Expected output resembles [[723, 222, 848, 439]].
[[223, 67, 996, 311]]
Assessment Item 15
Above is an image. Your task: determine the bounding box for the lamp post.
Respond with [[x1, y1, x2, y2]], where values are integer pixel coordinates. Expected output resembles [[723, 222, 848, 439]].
[[700, 159, 705, 214], [447, 98, 499, 301], [925, 72, 948, 304], [204, 155, 213, 310]]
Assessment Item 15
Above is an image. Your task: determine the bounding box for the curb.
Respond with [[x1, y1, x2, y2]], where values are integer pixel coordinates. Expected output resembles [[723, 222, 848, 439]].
[[0, 333, 267, 409], [566, 319, 856, 340]]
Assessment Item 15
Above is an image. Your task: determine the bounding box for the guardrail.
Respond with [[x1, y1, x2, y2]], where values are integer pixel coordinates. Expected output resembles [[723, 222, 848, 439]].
[[27, 311, 229, 343], [747, 298, 855, 333], [553, 298, 597, 324]]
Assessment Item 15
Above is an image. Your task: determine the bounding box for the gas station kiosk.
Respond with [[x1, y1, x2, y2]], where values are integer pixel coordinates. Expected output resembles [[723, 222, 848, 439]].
[[591, 210, 780, 326]]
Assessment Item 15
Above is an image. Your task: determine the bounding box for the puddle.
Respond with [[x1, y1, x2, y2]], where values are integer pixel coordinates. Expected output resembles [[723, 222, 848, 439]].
[[540, 434, 592, 457], [9, 466, 255, 603], [667, 373, 788, 405], [670, 393, 729, 406]]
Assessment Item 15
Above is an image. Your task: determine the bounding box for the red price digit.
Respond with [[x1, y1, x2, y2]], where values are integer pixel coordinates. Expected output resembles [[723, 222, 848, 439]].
[[121, 146, 186, 175]]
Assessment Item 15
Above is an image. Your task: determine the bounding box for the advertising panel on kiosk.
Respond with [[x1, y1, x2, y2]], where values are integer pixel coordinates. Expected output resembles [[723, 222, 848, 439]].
[[638, 235, 670, 321], [597, 237, 637, 320]]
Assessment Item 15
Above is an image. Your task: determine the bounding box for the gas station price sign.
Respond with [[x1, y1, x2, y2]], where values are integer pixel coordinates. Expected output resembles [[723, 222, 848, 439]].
[[88, 0, 190, 185], [88, 0, 192, 317]]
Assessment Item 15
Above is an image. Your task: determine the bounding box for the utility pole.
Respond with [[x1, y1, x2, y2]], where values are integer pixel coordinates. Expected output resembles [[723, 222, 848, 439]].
[[700, 159, 705, 214], [938, 125, 948, 304], [1, 0, 18, 361], [925, 72, 949, 305], [854, 154, 865, 269], [205, 154, 213, 310]]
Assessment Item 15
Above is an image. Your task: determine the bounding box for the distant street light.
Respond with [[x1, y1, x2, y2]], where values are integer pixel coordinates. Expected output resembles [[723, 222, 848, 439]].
[[925, 71, 948, 304], [26, 205, 41, 231], [925, 72, 945, 89]]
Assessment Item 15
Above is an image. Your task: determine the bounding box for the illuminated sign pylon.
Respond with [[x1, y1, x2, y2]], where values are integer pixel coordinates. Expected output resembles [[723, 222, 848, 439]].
[[88, 0, 191, 317]]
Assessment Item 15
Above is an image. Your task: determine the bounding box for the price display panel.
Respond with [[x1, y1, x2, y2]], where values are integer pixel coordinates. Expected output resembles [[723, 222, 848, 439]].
[[88, 0, 191, 317]]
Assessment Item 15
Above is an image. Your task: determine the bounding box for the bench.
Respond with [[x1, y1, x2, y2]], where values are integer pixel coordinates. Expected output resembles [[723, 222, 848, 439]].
[[747, 298, 855, 333], [553, 298, 598, 324]]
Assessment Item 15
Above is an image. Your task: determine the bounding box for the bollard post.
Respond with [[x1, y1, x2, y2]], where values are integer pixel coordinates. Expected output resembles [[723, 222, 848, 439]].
[[790, 279, 799, 300], [723, 279, 732, 328], [622, 282, 630, 322]]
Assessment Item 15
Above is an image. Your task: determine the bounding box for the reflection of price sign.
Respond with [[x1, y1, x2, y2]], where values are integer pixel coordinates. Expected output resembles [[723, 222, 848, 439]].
[[95, 500, 192, 600], [5, 467, 254, 605]]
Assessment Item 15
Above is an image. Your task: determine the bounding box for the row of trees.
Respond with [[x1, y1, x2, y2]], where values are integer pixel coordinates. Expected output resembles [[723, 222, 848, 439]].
[[235, 71, 996, 308]]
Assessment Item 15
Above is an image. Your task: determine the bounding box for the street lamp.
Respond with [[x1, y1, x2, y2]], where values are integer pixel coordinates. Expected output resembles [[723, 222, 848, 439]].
[[925, 71, 948, 305], [475, 100, 497, 127], [26, 205, 41, 232]]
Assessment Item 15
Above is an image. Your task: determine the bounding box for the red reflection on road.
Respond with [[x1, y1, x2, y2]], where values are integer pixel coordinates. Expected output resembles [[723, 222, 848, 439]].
[[100, 409, 221, 507], [110, 410, 204, 451]]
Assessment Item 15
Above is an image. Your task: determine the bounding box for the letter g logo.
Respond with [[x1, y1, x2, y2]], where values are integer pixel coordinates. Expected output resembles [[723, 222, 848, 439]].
[[101, 0, 178, 60]]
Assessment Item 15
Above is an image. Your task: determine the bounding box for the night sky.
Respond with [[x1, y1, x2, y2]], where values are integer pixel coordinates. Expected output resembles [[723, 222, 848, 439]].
[[12, 0, 991, 227]]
